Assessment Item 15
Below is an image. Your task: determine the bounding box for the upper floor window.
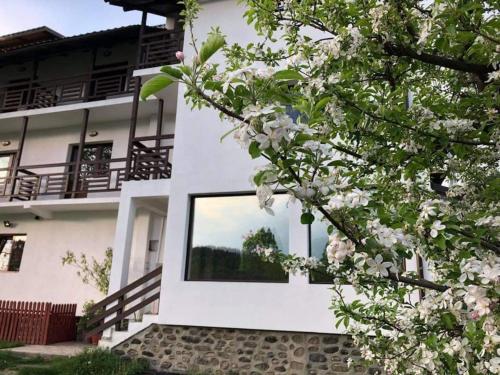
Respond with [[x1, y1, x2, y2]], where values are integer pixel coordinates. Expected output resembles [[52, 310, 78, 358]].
[[186, 194, 289, 282], [0, 235, 27, 272]]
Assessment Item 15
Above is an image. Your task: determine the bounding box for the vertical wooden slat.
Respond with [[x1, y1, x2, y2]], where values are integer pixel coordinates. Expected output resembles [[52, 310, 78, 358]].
[[0, 301, 6, 340], [0, 300, 77, 345]]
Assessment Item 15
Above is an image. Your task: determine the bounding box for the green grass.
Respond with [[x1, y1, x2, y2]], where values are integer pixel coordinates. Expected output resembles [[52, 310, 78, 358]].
[[0, 348, 150, 375], [0, 341, 24, 350], [0, 351, 47, 370]]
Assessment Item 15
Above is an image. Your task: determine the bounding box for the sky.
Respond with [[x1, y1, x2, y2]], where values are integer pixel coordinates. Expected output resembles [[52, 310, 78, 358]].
[[0, 0, 164, 37], [191, 195, 290, 252]]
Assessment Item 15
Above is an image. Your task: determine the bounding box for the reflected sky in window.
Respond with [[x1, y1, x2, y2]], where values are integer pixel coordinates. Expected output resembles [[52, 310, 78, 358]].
[[191, 194, 289, 253]]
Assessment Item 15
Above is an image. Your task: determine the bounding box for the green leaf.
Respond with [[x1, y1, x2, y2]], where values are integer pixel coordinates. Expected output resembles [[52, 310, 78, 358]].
[[253, 170, 266, 186], [300, 212, 315, 224], [273, 69, 304, 81], [140, 74, 174, 100], [179, 65, 193, 76], [314, 96, 331, 111], [436, 235, 447, 251], [199, 31, 226, 64], [441, 313, 456, 329], [249, 141, 261, 159], [160, 65, 183, 79], [295, 133, 314, 144]]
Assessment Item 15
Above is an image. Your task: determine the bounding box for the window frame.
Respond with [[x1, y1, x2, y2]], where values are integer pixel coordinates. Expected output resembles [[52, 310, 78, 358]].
[[0, 233, 27, 273], [184, 192, 290, 283]]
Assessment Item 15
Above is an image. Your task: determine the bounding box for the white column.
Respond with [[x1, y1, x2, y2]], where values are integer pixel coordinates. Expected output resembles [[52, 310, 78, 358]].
[[108, 196, 137, 294]]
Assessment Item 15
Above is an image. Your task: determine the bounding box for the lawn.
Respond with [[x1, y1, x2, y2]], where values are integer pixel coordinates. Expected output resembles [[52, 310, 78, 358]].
[[0, 348, 150, 375], [0, 342, 23, 350]]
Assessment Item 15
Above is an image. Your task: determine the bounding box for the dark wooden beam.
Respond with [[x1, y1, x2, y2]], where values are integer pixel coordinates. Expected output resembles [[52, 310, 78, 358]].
[[125, 76, 142, 180], [136, 11, 148, 67], [9, 116, 28, 199], [154, 98, 164, 179], [71, 109, 90, 198]]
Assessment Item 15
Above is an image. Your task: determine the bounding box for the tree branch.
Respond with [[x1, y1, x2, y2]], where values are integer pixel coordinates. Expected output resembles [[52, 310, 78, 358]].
[[383, 42, 494, 81]]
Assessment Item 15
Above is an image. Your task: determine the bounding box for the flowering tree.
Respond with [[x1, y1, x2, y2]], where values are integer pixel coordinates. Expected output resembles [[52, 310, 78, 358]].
[[141, 0, 499, 373]]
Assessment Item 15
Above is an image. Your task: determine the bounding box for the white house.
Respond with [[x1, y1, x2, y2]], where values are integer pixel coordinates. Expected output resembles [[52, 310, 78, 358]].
[[0, 1, 393, 373]]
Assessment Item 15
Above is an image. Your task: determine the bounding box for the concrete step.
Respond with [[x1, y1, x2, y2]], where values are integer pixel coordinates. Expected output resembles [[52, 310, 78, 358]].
[[99, 314, 159, 349]]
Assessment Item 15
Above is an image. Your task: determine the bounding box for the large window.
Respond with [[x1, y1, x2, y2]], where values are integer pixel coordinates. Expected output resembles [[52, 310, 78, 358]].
[[186, 194, 289, 282], [0, 235, 27, 272], [309, 216, 332, 283]]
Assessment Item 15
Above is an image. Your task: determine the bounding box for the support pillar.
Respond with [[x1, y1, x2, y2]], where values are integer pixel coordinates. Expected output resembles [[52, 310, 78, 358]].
[[125, 10, 148, 181], [125, 77, 142, 181], [108, 196, 137, 294], [9, 116, 28, 199], [154, 99, 164, 179], [71, 109, 89, 197]]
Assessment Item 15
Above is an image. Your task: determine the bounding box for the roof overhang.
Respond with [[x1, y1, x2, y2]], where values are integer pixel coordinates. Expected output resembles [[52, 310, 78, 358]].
[[0, 26, 63, 53], [104, 0, 183, 17]]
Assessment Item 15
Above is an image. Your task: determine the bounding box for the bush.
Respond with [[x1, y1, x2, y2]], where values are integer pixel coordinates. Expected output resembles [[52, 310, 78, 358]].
[[56, 348, 149, 375], [14, 349, 149, 375]]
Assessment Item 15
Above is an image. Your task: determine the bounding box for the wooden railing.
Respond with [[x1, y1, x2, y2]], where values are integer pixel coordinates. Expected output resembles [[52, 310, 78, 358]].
[[0, 158, 128, 201], [0, 300, 76, 345], [0, 135, 174, 201], [0, 65, 135, 113], [129, 134, 174, 180], [139, 30, 184, 68], [85, 266, 162, 339]]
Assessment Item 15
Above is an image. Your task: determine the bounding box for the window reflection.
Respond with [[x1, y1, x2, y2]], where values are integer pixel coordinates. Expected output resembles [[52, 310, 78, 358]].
[[0, 235, 27, 272], [309, 216, 332, 283], [186, 194, 289, 282]]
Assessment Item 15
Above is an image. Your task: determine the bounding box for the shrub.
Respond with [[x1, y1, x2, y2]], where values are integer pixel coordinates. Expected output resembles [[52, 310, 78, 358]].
[[57, 348, 149, 375]]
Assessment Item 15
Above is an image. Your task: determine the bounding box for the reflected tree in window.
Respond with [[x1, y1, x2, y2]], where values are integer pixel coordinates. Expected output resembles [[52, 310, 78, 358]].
[[239, 227, 286, 280]]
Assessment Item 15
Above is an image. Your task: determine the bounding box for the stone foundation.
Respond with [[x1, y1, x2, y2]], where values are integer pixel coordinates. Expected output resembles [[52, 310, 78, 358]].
[[113, 324, 382, 374]]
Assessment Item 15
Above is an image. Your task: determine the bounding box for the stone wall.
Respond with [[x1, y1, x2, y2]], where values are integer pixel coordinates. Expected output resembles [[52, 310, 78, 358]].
[[113, 324, 382, 375]]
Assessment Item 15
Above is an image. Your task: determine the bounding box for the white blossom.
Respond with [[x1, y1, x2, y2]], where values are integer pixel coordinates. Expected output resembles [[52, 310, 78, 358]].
[[366, 254, 394, 277], [326, 234, 356, 264], [430, 220, 446, 238]]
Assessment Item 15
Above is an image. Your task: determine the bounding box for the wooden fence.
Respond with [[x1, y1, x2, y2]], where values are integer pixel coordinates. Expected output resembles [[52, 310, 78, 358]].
[[0, 301, 77, 345]]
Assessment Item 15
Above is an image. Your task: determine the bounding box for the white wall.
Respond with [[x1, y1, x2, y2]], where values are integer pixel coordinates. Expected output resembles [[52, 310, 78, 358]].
[[158, 0, 345, 334], [0, 211, 117, 315]]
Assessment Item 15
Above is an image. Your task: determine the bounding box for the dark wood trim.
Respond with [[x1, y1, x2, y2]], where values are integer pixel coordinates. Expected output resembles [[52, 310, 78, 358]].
[[71, 109, 90, 198], [90, 266, 162, 312], [9, 117, 28, 198], [136, 11, 148, 67], [87, 279, 161, 326], [84, 265, 163, 338], [85, 292, 160, 338], [0, 65, 136, 113], [154, 99, 164, 179], [0, 133, 173, 201], [125, 76, 142, 180]]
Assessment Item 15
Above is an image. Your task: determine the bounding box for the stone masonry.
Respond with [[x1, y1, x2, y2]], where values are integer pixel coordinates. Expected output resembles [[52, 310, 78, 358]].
[[113, 324, 383, 374]]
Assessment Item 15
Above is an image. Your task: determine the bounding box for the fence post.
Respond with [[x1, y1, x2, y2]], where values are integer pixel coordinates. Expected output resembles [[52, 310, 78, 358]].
[[41, 303, 51, 345]]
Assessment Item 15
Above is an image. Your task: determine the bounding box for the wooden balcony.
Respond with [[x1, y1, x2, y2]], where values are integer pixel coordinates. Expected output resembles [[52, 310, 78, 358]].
[[0, 65, 136, 113], [138, 29, 184, 69], [0, 135, 174, 201]]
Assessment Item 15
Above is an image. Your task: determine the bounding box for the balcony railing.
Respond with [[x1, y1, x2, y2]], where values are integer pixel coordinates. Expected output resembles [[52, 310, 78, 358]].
[[139, 30, 184, 68], [0, 135, 174, 201], [0, 66, 136, 113], [0, 29, 184, 113]]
